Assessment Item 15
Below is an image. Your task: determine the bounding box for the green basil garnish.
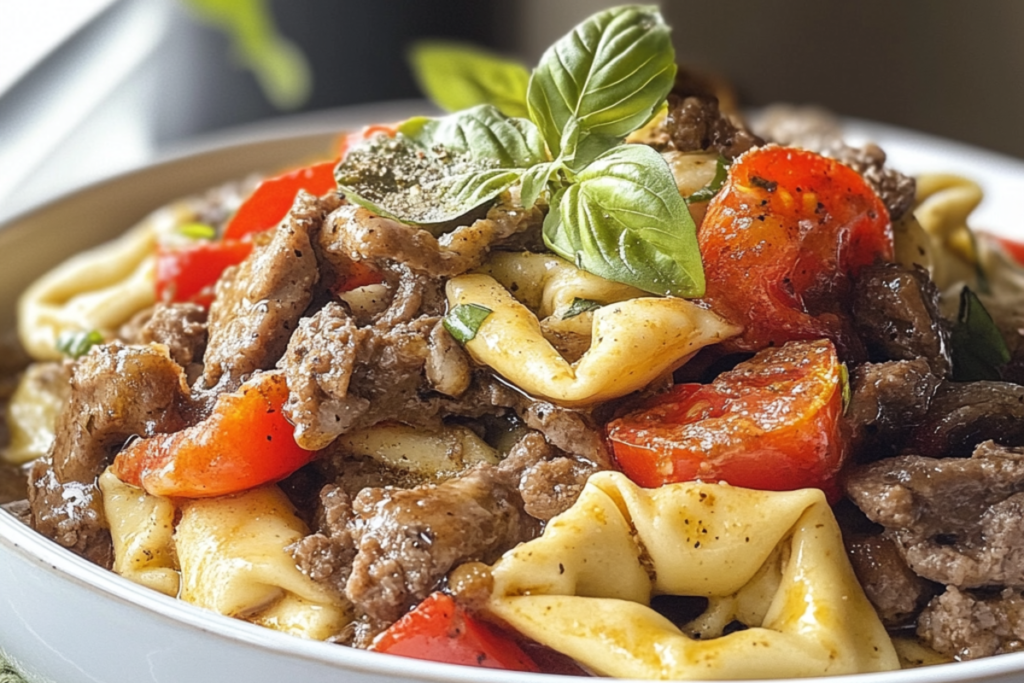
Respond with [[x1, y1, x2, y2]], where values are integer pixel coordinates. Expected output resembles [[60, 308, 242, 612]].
[[951, 286, 1010, 381], [527, 5, 676, 169], [444, 303, 493, 343], [408, 41, 530, 119], [335, 105, 546, 225], [562, 298, 602, 319], [544, 145, 704, 297], [56, 330, 105, 360], [686, 155, 731, 204], [176, 223, 217, 240], [839, 363, 851, 415]]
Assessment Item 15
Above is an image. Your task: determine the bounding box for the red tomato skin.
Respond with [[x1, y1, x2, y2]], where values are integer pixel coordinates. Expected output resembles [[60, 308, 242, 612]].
[[699, 146, 893, 354], [370, 593, 540, 672], [155, 239, 254, 308], [607, 339, 846, 496], [112, 372, 313, 498], [222, 160, 338, 241]]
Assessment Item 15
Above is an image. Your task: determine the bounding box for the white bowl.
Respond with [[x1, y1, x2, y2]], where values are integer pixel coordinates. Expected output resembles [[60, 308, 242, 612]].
[[3, 110, 1024, 683]]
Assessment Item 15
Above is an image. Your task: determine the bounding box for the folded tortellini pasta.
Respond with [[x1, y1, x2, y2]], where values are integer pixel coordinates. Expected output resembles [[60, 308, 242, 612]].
[[478, 472, 898, 679], [447, 258, 739, 406]]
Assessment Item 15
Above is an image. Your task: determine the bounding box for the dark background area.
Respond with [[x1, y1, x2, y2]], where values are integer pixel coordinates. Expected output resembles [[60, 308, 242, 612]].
[[160, 0, 1024, 159]]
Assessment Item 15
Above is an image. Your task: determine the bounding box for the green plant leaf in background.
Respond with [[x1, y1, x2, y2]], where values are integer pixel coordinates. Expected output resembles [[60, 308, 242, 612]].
[[408, 42, 531, 119], [181, 0, 311, 110], [527, 5, 677, 161], [335, 105, 547, 225], [951, 286, 1011, 381], [543, 144, 704, 297]]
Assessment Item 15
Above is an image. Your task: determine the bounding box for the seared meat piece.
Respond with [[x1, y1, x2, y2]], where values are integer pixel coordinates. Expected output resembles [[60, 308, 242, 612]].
[[844, 359, 941, 462], [500, 431, 596, 520], [907, 381, 1024, 458], [918, 586, 1024, 660], [663, 93, 760, 159], [754, 105, 916, 219], [203, 191, 336, 389], [496, 394, 612, 469], [846, 442, 1024, 587], [844, 532, 938, 628], [851, 263, 952, 377], [319, 199, 543, 279], [345, 464, 539, 625], [130, 302, 208, 368], [28, 342, 190, 564], [289, 484, 358, 598]]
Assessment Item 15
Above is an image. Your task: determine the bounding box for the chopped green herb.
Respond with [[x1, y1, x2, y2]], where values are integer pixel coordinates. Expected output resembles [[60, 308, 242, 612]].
[[444, 303, 493, 343], [56, 330, 105, 360], [951, 286, 1010, 381], [177, 223, 217, 240], [839, 363, 851, 415], [562, 298, 602, 319], [685, 155, 731, 204]]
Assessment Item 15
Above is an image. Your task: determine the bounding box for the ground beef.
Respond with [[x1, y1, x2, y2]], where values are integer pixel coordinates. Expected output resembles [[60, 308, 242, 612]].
[[918, 586, 1024, 660], [846, 441, 1024, 587], [202, 191, 337, 389], [844, 359, 942, 462], [851, 263, 952, 377], [130, 302, 208, 368]]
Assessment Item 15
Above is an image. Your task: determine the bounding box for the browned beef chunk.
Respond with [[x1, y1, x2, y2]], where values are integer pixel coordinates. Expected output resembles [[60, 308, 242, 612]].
[[851, 263, 952, 377], [27, 343, 190, 565], [754, 106, 916, 219], [499, 431, 596, 520], [918, 586, 1024, 660], [345, 465, 539, 626], [844, 533, 938, 628], [846, 442, 1024, 587], [202, 191, 337, 389], [495, 394, 612, 470], [289, 484, 358, 598], [319, 198, 543, 279], [129, 302, 208, 368], [663, 93, 760, 159], [907, 382, 1024, 458], [844, 359, 941, 462]]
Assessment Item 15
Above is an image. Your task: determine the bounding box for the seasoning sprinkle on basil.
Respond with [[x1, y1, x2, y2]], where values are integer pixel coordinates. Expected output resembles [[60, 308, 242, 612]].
[[444, 303, 493, 343], [56, 330, 105, 360]]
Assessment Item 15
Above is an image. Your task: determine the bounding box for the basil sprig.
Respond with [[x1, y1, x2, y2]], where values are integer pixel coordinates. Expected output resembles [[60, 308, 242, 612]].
[[444, 303, 493, 343], [951, 286, 1010, 381], [342, 5, 704, 298], [408, 42, 530, 119]]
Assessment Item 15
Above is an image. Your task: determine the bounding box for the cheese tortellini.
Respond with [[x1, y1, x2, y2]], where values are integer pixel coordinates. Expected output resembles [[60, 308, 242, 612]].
[[478, 472, 898, 679]]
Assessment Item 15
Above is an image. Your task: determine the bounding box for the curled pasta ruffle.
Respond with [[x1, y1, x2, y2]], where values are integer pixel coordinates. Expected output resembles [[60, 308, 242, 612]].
[[481, 471, 898, 679]]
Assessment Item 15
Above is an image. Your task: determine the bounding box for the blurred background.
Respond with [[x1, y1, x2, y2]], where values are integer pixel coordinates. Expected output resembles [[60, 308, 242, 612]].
[[2, 0, 1022, 221]]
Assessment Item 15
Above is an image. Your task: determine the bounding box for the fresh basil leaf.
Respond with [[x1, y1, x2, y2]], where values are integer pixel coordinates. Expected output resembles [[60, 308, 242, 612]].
[[335, 105, 546, 225], [685, 155, 730, 204], [408, 41, 530, 119], [56, 330, 105, 360], [543, 144, 704, 297], [527, 5, 676, 158], [562, 298, 602, 319], [176, 223, 217, 240], [519, 161, 561, 209], [444, 303, 493, 343], [951, 286, 1010, 381]]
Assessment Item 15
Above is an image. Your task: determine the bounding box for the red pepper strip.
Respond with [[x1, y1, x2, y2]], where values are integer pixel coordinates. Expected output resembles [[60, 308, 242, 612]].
[[112, 371, 314, 498], [983, 232, 1024, 266], [607, 339, 847, 500], [155, 239, 254, 309], [222, 160, 338, 241], [370, 592, 540, 672]]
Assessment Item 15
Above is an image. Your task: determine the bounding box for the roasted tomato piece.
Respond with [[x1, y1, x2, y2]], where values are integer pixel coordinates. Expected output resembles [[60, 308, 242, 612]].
[[370, 592, 540, 672], [607, 339, 847, 496], [112, 371, 314, 498], [155, 239, 254, 308], [699, 146, 893, 353]]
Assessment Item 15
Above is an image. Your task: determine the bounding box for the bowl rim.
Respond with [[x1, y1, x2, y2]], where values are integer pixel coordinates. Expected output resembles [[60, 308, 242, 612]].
[[3, 113, 1024, 683]]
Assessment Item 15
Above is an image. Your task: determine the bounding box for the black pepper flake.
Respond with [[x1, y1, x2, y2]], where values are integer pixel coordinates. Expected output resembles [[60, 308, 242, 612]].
[[750, 176, 777, 192]]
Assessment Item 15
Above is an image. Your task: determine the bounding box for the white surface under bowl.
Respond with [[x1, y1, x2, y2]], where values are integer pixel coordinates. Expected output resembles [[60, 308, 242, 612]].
[[2, 111, 1024, 683]]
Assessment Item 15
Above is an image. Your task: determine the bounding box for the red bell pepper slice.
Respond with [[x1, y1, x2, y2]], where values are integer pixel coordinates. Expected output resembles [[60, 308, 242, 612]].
[[112, 371, 314, 498], [607, 339, 847, 498], [155, 239, 254, 309], [222, 160, 339, 241], [370, 592, 540, 672]]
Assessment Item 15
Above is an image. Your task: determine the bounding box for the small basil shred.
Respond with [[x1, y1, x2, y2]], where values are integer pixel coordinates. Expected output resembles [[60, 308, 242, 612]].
[[685, 155, 731, 204], [177, 223, 217, 240], [443, 303, 493, 343], [56, 330, 105, 360], [951, 286, 1010, 381], [562, 298, 602, 319]]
